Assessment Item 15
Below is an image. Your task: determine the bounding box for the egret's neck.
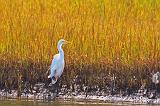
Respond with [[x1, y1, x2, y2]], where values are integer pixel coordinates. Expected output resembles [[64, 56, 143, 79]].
[[57, 44, 64, 58]]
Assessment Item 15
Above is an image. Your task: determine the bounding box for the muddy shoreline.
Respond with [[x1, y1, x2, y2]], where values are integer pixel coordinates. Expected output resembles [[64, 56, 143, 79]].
[[0, 92, 160, 105], [0, 82, 160, 105]]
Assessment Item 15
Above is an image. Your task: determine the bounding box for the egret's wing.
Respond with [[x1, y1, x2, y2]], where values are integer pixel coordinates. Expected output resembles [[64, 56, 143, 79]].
[[49, 54, 60, 78]]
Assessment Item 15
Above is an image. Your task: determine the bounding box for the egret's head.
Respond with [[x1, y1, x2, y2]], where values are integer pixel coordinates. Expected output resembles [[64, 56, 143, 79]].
[[58, 39, 65, 46], [58, 39, 70, 46], [57, 39, 70, 52], [57, 39, 69, 49]]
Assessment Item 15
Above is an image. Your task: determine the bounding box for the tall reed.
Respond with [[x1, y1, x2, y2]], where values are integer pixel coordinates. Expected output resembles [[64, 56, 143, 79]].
[[0, 0, 160, 91]]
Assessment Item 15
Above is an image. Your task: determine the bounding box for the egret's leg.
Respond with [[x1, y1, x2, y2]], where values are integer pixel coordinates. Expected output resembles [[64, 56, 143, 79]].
[[51, 78, 57, 84], [55, 78, 60, 97], [51, 76, 58, 84]]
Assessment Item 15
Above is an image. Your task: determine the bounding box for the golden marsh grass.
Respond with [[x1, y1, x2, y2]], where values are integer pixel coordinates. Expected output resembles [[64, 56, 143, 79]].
[[0, 0, 160, 91]]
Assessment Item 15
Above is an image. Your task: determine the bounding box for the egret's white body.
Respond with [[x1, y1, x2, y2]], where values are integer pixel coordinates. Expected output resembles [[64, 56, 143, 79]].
[[48, 39, 66, 84]]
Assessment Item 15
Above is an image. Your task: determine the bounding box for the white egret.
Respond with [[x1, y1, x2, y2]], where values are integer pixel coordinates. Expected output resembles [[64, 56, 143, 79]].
[[48, 39, 68, 84]]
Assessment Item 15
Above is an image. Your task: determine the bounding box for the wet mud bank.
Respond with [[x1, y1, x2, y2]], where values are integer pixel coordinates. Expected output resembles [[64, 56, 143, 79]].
[[0, 82, 160, 105]]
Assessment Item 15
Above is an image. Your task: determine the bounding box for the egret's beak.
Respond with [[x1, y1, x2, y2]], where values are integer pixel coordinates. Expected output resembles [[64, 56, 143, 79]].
[[64, 40, 71, 44]]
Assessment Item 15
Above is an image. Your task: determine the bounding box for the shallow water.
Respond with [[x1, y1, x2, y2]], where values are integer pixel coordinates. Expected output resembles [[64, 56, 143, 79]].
[[0, 100, 124, 106]]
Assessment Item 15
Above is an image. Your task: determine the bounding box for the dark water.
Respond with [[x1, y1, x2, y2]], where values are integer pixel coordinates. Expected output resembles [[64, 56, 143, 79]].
[[0, 100, 124, 106]]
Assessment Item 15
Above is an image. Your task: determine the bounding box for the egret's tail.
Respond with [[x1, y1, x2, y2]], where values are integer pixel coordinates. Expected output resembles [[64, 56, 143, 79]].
[[48, 75, 51, 78]]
